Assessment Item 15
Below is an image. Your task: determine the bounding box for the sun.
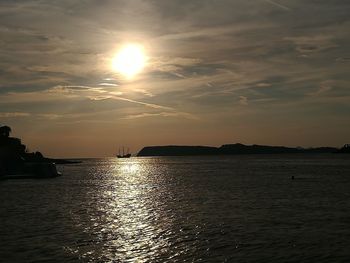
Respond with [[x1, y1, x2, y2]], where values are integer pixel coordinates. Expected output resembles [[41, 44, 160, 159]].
[[112, 44, 147, 78]]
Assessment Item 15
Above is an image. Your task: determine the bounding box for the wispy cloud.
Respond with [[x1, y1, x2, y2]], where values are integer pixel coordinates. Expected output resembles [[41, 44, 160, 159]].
[[284, 35, 337, 54], [121, 111, 198, 120], [133, 89, 154, 97], [98, 83, 119, 87], [0, 112, 31, 118], [109, 96, 175, 110], [48, 85, 177, 111], [264, 0, 291, 11], [0, 84, 195, 120], [239, 96, 249, 106]]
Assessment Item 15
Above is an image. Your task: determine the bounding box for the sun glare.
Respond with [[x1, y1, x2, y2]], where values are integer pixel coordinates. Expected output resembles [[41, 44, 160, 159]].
[[112, 44, 147, 78]]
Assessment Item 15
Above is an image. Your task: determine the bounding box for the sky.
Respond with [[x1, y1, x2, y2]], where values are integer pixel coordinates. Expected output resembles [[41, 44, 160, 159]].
[[0, 0, 349, 158]]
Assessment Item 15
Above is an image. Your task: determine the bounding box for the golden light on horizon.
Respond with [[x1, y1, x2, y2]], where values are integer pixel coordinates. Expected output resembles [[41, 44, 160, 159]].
[[112, 44, 147, 78]]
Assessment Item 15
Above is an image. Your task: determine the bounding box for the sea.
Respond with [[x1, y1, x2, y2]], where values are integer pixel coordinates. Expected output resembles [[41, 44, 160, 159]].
[[0, 154, 349, 262]]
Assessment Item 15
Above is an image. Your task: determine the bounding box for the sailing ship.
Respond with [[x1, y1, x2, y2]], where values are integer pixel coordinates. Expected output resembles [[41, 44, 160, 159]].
[[117, 146, 131, 158]]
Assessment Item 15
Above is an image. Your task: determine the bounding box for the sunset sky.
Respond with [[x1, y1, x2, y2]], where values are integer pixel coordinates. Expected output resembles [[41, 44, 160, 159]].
[[1, 0, 349, 157]]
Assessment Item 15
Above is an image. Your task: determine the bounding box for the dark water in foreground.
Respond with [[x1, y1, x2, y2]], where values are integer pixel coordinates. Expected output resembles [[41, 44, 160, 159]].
[[1, 155, 350, 262]]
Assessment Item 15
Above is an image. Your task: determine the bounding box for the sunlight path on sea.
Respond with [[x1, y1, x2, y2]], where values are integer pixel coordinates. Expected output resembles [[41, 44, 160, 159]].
[[74, 158, 176, 262]]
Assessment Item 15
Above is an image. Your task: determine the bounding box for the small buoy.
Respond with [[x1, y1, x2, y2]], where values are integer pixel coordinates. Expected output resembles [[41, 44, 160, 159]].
[[291, 176, 295, 180]]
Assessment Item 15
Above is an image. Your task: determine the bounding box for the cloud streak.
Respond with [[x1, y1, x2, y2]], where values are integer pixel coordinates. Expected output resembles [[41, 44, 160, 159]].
[[264, 0, 291, 11]]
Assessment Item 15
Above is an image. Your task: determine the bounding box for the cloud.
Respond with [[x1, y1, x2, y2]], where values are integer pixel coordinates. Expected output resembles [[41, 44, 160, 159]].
[[98, 83, 119, 87], [284, 35, 338, 54], [0, 112, 31, 118], [47, 85, 176, 111], [239, 96, 249, 106], [0, 84, 196, 122], [263, 0, 291, 11], [308, 85, 332, 97], [121, 111, 198, 120], [133, 89, 154, 97], [256, 83, 272, 88]]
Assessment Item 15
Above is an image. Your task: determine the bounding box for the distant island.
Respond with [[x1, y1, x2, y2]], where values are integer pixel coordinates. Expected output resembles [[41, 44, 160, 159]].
[[137, 143, 348, 157]]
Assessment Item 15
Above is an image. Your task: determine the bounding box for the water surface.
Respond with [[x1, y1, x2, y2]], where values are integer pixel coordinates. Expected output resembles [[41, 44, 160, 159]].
[[1, 155, 349, 262]]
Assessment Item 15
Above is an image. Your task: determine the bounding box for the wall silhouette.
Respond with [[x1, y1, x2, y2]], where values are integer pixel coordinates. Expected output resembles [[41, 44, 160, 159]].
[[0, 125, 46, 175]]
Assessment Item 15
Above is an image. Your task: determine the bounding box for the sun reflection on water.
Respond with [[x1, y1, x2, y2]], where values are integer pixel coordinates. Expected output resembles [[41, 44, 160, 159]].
[[83, 158, 173, 262], [118, 162, 140, 174]]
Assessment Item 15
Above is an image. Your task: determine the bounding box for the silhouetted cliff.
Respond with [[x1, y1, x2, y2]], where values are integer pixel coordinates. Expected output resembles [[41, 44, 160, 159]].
[[137, 143, 339, 157]]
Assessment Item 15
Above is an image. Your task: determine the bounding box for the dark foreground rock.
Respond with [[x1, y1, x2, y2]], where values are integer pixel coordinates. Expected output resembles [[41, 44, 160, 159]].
[[0, 125, 77, 178]]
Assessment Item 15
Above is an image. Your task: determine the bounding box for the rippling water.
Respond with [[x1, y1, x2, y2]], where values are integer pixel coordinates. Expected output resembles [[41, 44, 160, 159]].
[[1, 155, 350, 262]]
